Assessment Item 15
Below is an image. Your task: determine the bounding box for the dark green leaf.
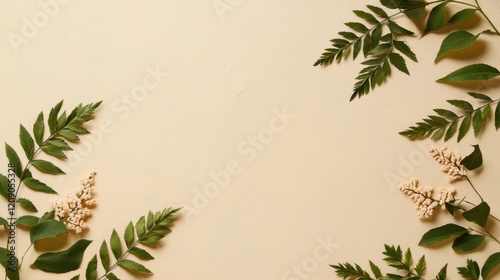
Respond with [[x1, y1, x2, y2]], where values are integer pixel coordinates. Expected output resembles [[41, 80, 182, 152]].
[[434, 108, 458, 119], [99, 241, 110, 272], [367, 5, 388, 18], [389, 53, 409, 75], [445, 202, 461, 215], [19, 124, 34, 159], [353, 10, 378, 24], [30, 220, 68, 244], [371, 25, 382, 47], [30, 159, 65, 175], [362, 33, 372, 57], [380, 0, 398, 9], [39, 210, 55, 223], [461, 144, 482, 170], [419, 223, 468, 246], [118, 259, 151, 274], [17, 198, 37, 212], [496, 103, 500, 130], [0, 247, 20, 280], [394, 40, 417, 62], [449, 9, 477, 24], [136, 216, 146, 238], [5, 143, 22, 178], [404, 6, 425, 21], [345, 22, 369, 33], [472, 110, 485, 137], [388, 20, 414, 35], [110, 229, 121, 260], [482, 253, 500, 280], [457, 259, 480, 280], [129, 247, 154, 260], [437, 63, 500, 83], [0, 173, 9, 200], [106, 273, 120, 280], [435, 31, 480, 61], [33, 112, 44, 147], [424, 2, 449, 35], [435, 264, 448, 280], [58, 129, 80, 141], [33, 239, 92, 273], [462, 201, 489, 227], [0, 217, 7, 226], [468, 92, 492, 101], [369, 261, 383, 278], [447, 99, 473, 111], [41, 144, 67, 159], [67, 124, 90, 134], [85, 254, 97, 280], [353, 38, 362, 59], [70, 276, 80, 280], [46, 138, 72, 150], [338, 31, 358, 40], [452, 234, 485, 252], [124, 221, 134, 248], [48, 100, 63, 134], [458, 114, 471, 142], [16, 215, 39, 227], [23, 177, 56, 194], [415, 255, 426, 276]]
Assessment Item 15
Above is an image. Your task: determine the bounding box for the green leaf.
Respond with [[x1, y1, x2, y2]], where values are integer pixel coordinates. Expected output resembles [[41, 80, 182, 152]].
[[16, 215, 40, 227], [338, 31, 358, 40], [447, 99, 473, 111], [367, 5, 388, 18], [0, 247, 20, 280], [468, 92, 492, 101], [33, 112, 44, 146], [58, 129, 80, 141], [33, 239, 92, 273], [23, 177, 56, 194], [437, 63, 500, 83], [68, 124, 90, 134], [345, 22, 369, 33], [435, 31, 480, 61], [449, 9, 477, 24], [388, 20, 414, 35], [57, 111, 67, 130], [19, 124, 35, 159], [389, 53, 409, 75], [394, 40, 417, 62], [415, 255, 426, 276], [424, 1, 449, 35], [496, 103, 500, 130], [434, 108, 458, 119], [419, 223, 468, 246], [0, 173, 9, 200], [30, 220, 68, 244], [452, 234, 485, 252], [39, 210, 55, 223], [136, 216, 146, 238], [48, 100, 63, 134], [17, 198, 37, 212], [110, 229, 121, 260], [5, 143, 22, 178], [472, 109, 485, 137], [70, 276, 80, 280], [124, 221, 135, 248], [435, 264, 448, 280], [30, 159, 65, 174], [118, 259, 151, 274], [462, 202, 489, 227], [47, 138, 72, 150], [353, 10, 378, 24], [129, 247, 154, 260], [40, 144, 67, 159], [461, 144, 482, 170], [0, 217, 7, 226], [99, 241, 110, 272], [457, 259, 480, 280], [458, 114, 471, 142], [482, 253, 500, 280], [404, 5, 425, 21], [85, 254, 97, 280]]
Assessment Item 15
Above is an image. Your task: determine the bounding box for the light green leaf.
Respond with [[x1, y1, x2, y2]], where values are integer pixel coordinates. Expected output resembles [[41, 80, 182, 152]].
[[435, 31, 480, 61], [41, 144, 67, 159], [419, 223, 468, 246], [57, 111, 67, 130], [110, 229, 121, 260], [99, 241, 110, 272], [17, 198, 37, 212], [129, 247, 154, 260], [33, 112, 44, 146], [482, 252, 500, 280], [5, 143, 22, 178], [85, 254, 97, 280], [124, 221, 135, 248], [449, 9, 477, 24], [424, 1, 449, 35], [461, 144, 482, 170], [118, 259, 151, 274], [67, 124, 90, 134], [23, 177, 56, 194], [33, 239, 92, 273], [30, 159, 65, 175], [19, 124, 34, 159], [30, 220, 68, 244], [389, 53, 409, 75], [462, 201, 489, 227], [452, 234, 485, 252], [16, 215, 39, 227], [472, 110, 485, 137], [437, 63, 500, 83], [415, 255, 426, 276]]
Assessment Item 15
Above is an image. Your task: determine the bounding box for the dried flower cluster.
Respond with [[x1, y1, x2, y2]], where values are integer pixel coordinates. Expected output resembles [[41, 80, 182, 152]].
[[429, 146, 467, 183], [400, 179, 456, 219], [51, 171, 96, 233]]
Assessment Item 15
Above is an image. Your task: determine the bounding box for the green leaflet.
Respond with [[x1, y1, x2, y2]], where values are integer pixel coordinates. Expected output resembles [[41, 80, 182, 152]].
[[435, 264, 448, 280], [118, 259, 151, 274], [449, 9, 477, 24], [452, 234, 485, 252], [435, 30, 480, 61], [16, 215, 39, 227], [437, 63, 500, 83], [419, 223, 468, 246], [423, 1, 449, 35], [85, 255, 98, 280], [462, 202, 490, 228], [110, 229, 122, 260], [32, 112, 44, 146], [5, 143, 22, 178], [16, 198, 37, 212], [23, 177, 56, 194], [99, 241, 110, 272], [33, 239, 92, 273], [19, 124, 35, 159], [30, 220, 68, 244], [30, 159, 65, 175], [461, 144, 483, 170], [482, 253, 500, 280]]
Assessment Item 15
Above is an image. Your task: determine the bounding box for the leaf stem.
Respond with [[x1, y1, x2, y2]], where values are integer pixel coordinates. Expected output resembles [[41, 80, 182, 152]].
[[17, 243, 34, 271], [464, 175, 484, 202], [470, 227, 500, 245]]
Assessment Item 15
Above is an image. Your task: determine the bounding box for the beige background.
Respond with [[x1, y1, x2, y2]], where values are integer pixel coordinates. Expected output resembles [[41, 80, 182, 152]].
[[1, 0, 500, 279]]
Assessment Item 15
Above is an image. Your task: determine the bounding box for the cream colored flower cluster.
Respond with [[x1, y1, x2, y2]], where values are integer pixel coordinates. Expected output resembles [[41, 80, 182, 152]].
[[429, 146, 467, 182], [50, 171, 96, 233], [400, 179, 456, 219]]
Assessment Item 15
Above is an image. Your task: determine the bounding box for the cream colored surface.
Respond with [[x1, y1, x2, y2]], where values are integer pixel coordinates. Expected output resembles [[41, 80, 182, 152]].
[[1, 0, 500, 279]]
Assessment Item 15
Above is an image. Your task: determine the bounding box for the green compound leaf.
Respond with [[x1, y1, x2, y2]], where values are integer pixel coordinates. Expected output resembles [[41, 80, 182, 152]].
[[449, 8, 477, 24], [16, 198, 37, 212], [85, 254, 98, 280], [452, 234, 485, 252], [462, 201, 489, 228], [435, 30, 480, 61], [118, 259, 151, 274], [23, 177, 56, 194], [415, 255, 426, 276], [461, 144, 483, 170], [419, 223, 468, 246], [30, 220, 68, 244], [437, 63, 500, 83], [19, 124, 35, 159], [30, 159, 65, 175], [423, 1, 449, 35], [457, 259, 480, 280], [482, 252, 500, 280], [33, 239, 92, 273]]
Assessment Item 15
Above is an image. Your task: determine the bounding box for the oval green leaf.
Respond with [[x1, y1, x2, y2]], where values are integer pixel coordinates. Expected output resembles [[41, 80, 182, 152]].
[[30, 220, 68, 244], [435, 31, 480, 61], [482, 252, 500, 280], [437, 64, 500, 83], [33, 239, 92, 273], [452, 234, 485, 251], [419, 223, 468, 246]]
